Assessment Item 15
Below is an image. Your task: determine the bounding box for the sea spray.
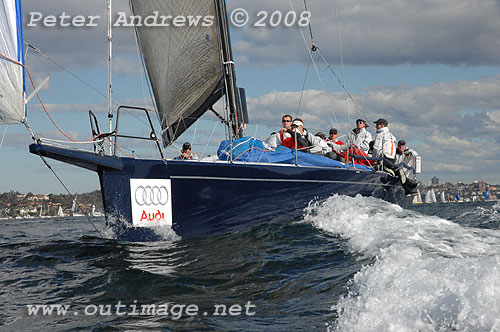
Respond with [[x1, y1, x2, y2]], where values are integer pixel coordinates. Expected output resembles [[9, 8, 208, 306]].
[[305, 195, 500, 332]]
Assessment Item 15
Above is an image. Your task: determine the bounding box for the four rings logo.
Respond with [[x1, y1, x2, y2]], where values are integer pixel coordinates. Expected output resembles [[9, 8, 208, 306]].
[[135, 185, 169, 206], [130, 179, 173, 227]]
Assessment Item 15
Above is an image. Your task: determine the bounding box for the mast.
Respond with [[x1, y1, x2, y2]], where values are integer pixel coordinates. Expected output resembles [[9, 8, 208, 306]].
[[214, 0, 243, 139], [107, 0, 113, 154]]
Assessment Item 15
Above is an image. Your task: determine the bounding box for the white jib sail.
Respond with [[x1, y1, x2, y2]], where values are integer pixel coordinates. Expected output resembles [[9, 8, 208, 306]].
[[0, 0, 25, 124]]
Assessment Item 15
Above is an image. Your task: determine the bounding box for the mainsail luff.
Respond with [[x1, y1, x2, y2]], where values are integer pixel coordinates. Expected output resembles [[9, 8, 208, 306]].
[[129, 0, 225, 146], [214, 0, 243, 139], [0, 0, 25, 125]]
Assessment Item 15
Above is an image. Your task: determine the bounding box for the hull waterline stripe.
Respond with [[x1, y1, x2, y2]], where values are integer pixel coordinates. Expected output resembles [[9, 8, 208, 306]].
[[170, 175, 398, 187]]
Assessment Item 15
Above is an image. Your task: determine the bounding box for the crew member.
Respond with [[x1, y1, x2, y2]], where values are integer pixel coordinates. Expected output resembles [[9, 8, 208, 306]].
[[395, 140, 419, 195], [288, 119, 323, 154], [174, 142, 198, 160], [264, 114, 294, 148], [372, 118, 397, 166], [348, 119, 372, 154], [327, 128, 344, 146]]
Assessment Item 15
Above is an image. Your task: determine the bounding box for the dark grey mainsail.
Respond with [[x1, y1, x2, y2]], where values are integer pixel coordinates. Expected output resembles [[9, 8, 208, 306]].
[[130, 0, 224, 146]]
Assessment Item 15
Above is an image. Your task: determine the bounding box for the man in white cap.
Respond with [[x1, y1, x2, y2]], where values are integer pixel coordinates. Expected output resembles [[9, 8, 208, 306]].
[[347, 119, 372, 153], [289, 118, 323, 154]]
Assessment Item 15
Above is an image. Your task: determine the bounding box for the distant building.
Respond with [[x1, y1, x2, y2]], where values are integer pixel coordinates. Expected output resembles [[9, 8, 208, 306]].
[[431, 176, 439, 185]]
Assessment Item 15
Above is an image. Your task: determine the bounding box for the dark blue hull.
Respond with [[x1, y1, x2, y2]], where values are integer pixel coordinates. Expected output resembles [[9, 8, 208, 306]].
[[30, 144, 407, 241]]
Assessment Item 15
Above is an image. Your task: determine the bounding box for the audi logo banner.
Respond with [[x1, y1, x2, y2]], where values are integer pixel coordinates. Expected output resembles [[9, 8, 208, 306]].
[[130, 179, 173, 227]]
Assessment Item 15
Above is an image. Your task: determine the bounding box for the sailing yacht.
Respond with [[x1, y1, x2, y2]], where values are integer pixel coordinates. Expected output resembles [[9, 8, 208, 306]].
[[56, 206, 64, 218], [71, 194, 84, 217], [412, 190, 423, 204], [1, 0, 412, 241], [425, 189, 437, 203]]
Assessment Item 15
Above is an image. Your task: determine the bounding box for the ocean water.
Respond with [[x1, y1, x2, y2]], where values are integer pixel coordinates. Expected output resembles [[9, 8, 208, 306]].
[[1, 196, 499, 331]]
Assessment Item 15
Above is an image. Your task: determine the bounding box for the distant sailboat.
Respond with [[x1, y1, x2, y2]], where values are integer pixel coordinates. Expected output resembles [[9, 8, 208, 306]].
[[57, 206, 64, 217], [425, 189, 437, 203], [425, 190, 432, 203], [71, 194, 84, 217], [430, 189, 437, 203], [412, 190, 423, 204], [455, 192, 461, 202], [91, 205, 103, 217], [440, 191, 446, 203]]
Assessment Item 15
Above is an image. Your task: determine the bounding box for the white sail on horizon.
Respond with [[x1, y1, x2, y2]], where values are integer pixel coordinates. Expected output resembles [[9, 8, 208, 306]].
[[430, 189, 437, 203], [425, 190, 432, 203]]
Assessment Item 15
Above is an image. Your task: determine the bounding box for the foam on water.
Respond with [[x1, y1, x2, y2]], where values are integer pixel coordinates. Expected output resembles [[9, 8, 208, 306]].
[[304, 195, 500, 332], [104, 215, 181, 242], [458, 203, 500, 228]]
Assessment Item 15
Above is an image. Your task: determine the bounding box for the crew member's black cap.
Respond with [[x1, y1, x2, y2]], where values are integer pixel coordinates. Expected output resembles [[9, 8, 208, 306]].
[[356, 119, 369, 127], [374, 118, 388, 126], [398, 140, 406, 146], [182, 142, 191, 151], [329, 128, 338, 135]]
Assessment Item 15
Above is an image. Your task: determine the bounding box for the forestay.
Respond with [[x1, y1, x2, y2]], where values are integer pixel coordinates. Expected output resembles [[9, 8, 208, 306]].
[[130, 0, 224, 146], [0, 0, 25, 124]]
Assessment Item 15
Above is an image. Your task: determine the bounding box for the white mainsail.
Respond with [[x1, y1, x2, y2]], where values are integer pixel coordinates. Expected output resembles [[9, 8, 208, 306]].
[[425, 190, 432, 203], [440, 191, 446, 202], [57, 206, 64, 217], [0, 0, 25, 124], [130, 0, 224, 146], [430, 189, 437, 203], [412, 190, 423, 204], [71, 194, 77, 214]]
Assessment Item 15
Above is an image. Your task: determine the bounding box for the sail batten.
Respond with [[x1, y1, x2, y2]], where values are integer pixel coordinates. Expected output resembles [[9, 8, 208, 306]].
[[0, 0, 25, 124], [130, 0, 224, 146]]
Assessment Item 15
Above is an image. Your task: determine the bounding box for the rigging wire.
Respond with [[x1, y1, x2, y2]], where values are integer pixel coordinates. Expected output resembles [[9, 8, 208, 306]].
[[25, 42, 155, 131], [302, 0, 316, 51], [25, 43, 110, 103], [0, 52, 99, 144], [294, 0, 371, 125], [296, 61, 310, 118], [288, 0, 341, 130], [0, 126, 7, 150], [5, 47, 155, 157], [37, 153, 104, 238], [315, 48, 371, 123], [332, 0, 351, 135]]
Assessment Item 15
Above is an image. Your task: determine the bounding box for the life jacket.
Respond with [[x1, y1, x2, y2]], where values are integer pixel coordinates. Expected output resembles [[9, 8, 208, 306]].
[[338, 148, 375, 166], [280, 131, 295, 148]]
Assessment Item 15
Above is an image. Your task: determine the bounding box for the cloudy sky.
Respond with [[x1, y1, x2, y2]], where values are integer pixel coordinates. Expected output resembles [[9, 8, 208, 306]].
[[1, 0, 500, 193]]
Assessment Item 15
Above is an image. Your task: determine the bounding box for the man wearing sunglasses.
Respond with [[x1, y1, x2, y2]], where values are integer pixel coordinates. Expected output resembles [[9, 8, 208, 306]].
[[347, 119, 372, 154], [264, 114, 294, 148], [174, 142, 198, 160]]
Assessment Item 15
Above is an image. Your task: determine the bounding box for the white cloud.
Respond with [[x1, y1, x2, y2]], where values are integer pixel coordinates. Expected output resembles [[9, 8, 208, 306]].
[[231, 0, 500, 67], [21, 0, 500, 75]]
